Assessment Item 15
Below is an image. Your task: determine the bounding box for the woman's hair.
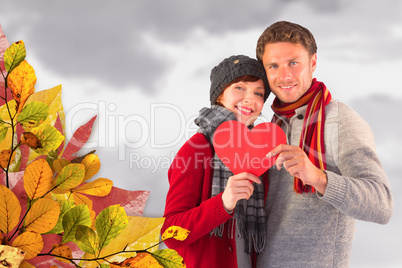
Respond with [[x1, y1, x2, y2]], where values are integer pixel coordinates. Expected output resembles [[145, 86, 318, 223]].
[[256, 21, 317, 62], [215, 75, 261, 105]]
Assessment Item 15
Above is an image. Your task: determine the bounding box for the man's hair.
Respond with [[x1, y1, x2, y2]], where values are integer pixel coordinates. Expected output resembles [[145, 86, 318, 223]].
[[256, 21, 317, 62]]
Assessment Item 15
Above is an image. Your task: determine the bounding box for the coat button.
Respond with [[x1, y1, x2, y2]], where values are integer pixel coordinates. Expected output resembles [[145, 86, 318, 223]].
[[228, 245, 233, 252], [297, 114, 304, 120]]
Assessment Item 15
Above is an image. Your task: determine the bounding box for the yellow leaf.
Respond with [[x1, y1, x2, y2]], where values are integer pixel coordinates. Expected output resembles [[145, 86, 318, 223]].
[[12, 231, 43, 259], [82, 217, 165, 267], [74, 178, 113, 197], [7, 60, 36, 113], [25, 85, 65, 162], [24, 198, 60, 234], [51, 244, 72, 263], [0, 185, 21, 234], [71, 192, 93, 210], [23, 158, 53, 200], [0, 245, 26, 267], [112, 253, 162, 268], [81, 154, 100, 182], [162, 226, 191, 241], [52, 158, 71, 173]]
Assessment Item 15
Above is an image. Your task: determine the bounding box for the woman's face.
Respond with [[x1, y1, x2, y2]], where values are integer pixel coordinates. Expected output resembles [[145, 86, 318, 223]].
[[218, 79, 265, 126]]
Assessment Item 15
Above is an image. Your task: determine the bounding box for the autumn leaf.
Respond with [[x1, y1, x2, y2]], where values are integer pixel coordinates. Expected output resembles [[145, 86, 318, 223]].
[[53, 163, 85, 190], [96, 205, 128, 251], [74, 178, 113, 197], [52, 158, 71, 173], [30, 124, 64, 155], [12, 231, 43, 259], [4, 40, 26, 73], [81, 153, 100, 182], [47, 200, 75, 235], [0, 148, 16, 169], [82, 217, 164, 267], [0, 245, 26, 267], [51, 244, 73, 263], [112, 253, 162, 268], [0, 185, 21, 234], [24, 198, 60, 234], [62, 204, 91, 243], [152, 249, 186, 268], [75, 225, 99, 255], [0, 126, 8, 144], [7, 60, 36, 113], [71, 192, 93, 210], [17, 102, 49, 131], [20, 132, 42, 149], [61, 115, 97, 161], [162, 226, 190, 241], [23, 158, 53, 200]]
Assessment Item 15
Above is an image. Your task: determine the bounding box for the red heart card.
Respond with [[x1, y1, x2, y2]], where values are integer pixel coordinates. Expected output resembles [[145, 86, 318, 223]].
[[213, 121, 287, 177]]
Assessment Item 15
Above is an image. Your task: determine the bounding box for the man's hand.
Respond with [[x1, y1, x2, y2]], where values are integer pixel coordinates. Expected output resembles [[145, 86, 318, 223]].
[[222, 172, 261, 212], [267, 144, 328, 194]]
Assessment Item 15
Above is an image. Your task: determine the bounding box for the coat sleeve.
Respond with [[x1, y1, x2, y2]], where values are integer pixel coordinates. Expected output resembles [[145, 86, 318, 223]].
[[318, 102, 393, 224], [161, 134, 233, 248]]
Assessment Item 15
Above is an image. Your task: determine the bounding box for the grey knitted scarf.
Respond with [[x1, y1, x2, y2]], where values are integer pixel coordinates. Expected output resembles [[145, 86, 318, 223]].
[[194, 105, 267, 254]]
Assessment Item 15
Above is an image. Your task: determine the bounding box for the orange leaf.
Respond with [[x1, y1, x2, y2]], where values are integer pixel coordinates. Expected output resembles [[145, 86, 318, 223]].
[[20, 132, 42, 149], [12, 231, 43, 259], [81, 154, 100, 182], [51, 244, 73, 263], [6, 60, 36, 113], [74, 178, 113, 197], [23, 158, 53, 200], [0, 185, 21, 234], [52, 158, 71, 174], [24, 198, 60, 234], [71, 192, 93, 210], [0, 149, 16, 169]]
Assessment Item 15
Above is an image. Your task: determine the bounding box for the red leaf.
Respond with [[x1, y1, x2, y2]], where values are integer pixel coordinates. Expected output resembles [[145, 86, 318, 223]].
[[54, 113, 65, 155], [91, 187, 150, 217], [61, 115, 97, 161], [17, 123, 30, 171], [0, 25, 13, 106]]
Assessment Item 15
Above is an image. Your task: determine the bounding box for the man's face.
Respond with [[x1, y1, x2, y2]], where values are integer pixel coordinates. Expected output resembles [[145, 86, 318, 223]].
[[262, 42, 317, 104]]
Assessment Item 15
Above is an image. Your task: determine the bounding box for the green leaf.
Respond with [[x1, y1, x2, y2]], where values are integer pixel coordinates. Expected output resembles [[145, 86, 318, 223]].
[[62, 204, 91, 243], [0, 126, 8, 144], [46, 200, 75, 234], [4, 40, 26, 73], [31, 124, 64, 155], [95, 205, 128, 250], [54, 163, 85, 190], [17, 102, 49, 130], [75, 225, 99, 254], [152, 249, 185, 268]]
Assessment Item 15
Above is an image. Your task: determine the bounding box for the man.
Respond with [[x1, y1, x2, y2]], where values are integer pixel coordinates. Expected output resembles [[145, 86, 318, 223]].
[[256, 21, 393, 268]]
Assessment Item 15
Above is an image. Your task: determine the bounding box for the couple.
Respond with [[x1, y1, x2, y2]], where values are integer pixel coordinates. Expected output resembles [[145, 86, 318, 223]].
[[161, 21, 393, 268]]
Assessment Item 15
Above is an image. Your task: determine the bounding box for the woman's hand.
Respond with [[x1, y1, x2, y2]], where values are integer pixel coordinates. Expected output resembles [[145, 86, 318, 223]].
[[221, 172, 261, 212]]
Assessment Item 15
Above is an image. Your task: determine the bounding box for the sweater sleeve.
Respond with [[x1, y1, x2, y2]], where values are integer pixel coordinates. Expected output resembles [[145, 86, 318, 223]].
[[161, 134, 233, 248], [318, 102, 393, 224]]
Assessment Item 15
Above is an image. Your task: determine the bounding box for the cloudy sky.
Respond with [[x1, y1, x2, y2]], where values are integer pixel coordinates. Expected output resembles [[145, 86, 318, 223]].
[[1, 0, 401, 267]]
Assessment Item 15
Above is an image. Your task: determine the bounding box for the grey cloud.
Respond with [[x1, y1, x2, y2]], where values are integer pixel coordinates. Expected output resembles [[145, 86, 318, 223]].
[[0, 0, 401, 95]]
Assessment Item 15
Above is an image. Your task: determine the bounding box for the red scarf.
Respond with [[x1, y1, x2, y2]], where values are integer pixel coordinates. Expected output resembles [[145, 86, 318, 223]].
[[272, 79, 332, 193]]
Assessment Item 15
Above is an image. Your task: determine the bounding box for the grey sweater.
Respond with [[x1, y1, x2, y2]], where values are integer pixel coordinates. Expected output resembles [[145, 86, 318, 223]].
[[257, 100, 393, 268]]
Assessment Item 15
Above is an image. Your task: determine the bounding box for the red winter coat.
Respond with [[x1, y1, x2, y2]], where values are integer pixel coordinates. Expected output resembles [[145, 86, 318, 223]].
[[162, 133, 238, 267], [162, 133, 268, 268]]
